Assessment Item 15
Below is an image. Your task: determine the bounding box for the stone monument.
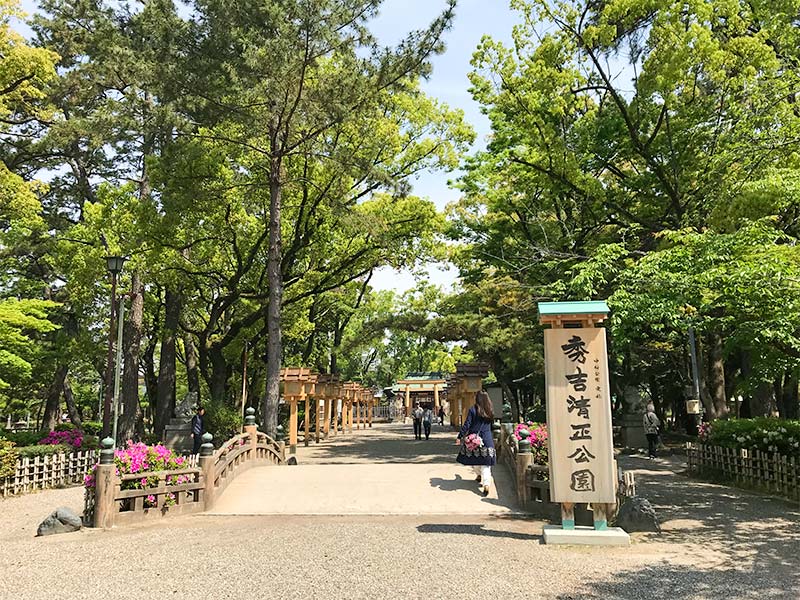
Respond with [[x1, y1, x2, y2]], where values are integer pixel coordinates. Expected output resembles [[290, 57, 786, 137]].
[[620, 386, 648, 449], [163, 392, 197, 453]]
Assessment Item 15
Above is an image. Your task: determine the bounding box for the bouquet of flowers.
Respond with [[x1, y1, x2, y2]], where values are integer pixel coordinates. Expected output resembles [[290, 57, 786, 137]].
[[463, 433, 484, 452]]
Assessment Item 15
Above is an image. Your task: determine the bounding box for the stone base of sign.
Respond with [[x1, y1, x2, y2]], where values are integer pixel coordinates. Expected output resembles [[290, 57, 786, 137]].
[[542, 525, 630, 546]]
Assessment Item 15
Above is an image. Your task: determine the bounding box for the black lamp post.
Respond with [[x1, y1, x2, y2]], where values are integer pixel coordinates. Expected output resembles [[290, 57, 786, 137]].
[[102, 256, 126, 438]]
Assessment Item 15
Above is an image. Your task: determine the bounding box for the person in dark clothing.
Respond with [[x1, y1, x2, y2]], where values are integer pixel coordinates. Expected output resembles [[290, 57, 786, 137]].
[[643, 403, 661, 459], [191, 407, 205, 454], [438, 406, 445, 426], [412, 403, 423, 439], [456, 391, 496, 496], [422, 407, 433, 440]]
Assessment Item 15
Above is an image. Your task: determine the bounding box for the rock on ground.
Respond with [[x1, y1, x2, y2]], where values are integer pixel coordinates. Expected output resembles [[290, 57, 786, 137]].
[[36, 507, 82, 536], [616, 495, 661, 533]]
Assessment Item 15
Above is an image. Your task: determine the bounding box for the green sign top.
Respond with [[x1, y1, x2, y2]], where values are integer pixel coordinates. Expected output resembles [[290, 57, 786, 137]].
[[537, 300, 610, 316]]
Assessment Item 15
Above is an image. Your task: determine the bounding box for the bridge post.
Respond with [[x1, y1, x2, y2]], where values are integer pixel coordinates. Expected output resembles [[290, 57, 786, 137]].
[[93, 437, 117, 529], [244, 408, 258, 458], [516, 428, 533, 506], [199, 432, 216, 511]]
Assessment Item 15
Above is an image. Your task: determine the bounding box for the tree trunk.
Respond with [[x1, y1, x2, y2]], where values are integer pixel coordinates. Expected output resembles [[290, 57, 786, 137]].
[[185, 333, 201, 402], [779, 371, 799, 419], [155, 289, 181, 437], [330, 317, 342, 375], [43, 365, 68, 431], [62, 373, 82, 427], [142, 337, 158, 428], [499, 379, 521, 422], [119, 274, 144, 442], [262, 152, 283, 438], [209, 345, 229, 405], [707, 332, 729, 419]]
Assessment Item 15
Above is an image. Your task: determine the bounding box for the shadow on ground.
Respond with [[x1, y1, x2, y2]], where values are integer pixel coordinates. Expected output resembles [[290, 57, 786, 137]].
[[556, 563, 797, 600], [612, 454, 800, 596], [417, 523, 540, 541], [429, 474, 478, 493], [297, 422, 460, 464]]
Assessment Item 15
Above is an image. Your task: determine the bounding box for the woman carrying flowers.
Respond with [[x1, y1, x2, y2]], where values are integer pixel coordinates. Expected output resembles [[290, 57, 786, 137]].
[[455, 390, 496, 496]]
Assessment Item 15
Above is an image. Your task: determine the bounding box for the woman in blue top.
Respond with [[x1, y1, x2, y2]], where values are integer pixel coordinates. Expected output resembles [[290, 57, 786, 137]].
[[456, 390, 496, 496]]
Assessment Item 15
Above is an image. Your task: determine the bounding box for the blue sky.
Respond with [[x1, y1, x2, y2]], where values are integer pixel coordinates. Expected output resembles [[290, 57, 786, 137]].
[[18, 0, 520, 293], [368, 0, 517, 293]]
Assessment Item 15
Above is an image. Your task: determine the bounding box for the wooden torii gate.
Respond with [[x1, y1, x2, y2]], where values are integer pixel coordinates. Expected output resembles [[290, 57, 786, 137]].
[[281, 367, 373, 453]]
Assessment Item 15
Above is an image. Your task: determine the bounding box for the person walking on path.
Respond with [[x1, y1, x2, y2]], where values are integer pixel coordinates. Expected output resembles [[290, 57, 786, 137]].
[[455, 391, 496, 496], [438, 406, 445, 426], [412, 403, 424, 440], [643, 403, 661, 459], [422, 406, 433, 440], [191, 406, 205, 454]]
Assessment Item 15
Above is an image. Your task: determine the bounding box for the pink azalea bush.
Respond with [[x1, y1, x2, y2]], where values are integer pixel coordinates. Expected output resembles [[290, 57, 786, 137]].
[[39, 429, 84, 449], [698, 422, 712, 441], [514, 421, 549, 466], [84, 441, 190, 508]]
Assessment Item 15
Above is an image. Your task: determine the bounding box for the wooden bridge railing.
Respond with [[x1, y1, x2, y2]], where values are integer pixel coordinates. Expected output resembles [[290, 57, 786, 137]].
[[92, 408, 285, 529]]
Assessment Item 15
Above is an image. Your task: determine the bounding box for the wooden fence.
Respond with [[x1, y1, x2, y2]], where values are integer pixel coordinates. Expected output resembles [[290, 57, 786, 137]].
[[1, 450, 99, 498], [686, 442, 800, 502], [90, 409, 287, 529]]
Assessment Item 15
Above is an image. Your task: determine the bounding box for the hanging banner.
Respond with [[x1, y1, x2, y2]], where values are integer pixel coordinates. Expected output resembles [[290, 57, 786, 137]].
[[545, 327, 615, 503]]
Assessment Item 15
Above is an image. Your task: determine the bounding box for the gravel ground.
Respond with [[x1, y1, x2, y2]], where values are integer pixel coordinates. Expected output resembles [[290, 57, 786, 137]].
[[0, 424, 798, 600]]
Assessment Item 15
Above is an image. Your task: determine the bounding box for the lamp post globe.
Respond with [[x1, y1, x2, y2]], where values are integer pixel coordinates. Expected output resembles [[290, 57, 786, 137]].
[[105, 255, 126, 275]]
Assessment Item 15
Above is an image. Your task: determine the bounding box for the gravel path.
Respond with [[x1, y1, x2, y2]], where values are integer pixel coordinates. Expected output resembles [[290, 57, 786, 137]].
[[0, 424, 798, 600]]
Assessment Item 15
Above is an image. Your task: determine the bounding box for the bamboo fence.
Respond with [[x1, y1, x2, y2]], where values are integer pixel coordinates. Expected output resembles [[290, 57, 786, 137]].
[[1, 450, 99, 498], [686, 442, 799, 502]]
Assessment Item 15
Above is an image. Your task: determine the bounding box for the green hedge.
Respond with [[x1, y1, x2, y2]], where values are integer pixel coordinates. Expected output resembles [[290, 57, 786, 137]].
[[14, 444, 72, 458], [0, 429, 46, 447], [81, 421, 102, 436], [705, 418, 800, 459]]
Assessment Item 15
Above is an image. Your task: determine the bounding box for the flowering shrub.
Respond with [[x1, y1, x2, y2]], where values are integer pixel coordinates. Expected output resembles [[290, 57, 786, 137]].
[[705, 418, 800, 459], [513, 421, 549, 465], [0, 439, 17, 478], [84, 441, 191, 508], [697, 422, 712, 441], [39, 429, 84, 449]]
